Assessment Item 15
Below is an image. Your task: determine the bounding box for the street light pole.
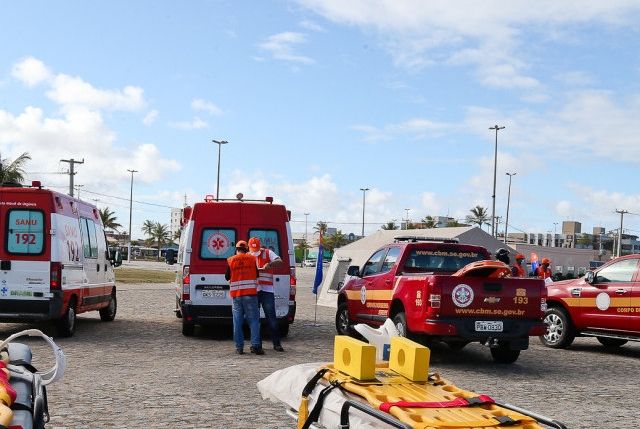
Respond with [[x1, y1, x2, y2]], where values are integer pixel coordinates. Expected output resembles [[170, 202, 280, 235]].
[[504, 172, 516, 244], [404, 208, 411, 230], [616, 209, 628, 257], [127, 169, 138, 263], [304, 212, 310, 262], [360, 188, 369, 237], [489, 125, 505, 237], [212, 140, 228, 201]]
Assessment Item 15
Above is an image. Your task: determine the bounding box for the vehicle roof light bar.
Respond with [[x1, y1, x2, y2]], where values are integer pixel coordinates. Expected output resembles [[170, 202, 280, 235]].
[[393, 236, 460, 243]]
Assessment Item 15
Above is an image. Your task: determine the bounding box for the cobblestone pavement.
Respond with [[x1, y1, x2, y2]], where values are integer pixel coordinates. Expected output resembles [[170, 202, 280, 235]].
[[2, 267, 639, 428]]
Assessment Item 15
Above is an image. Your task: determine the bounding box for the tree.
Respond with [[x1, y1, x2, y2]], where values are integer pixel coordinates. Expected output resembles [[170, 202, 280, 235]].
[[142, 220, 155, 238], [381, 221, 399, 230], [99, 207, 122, 232], [296, 239, 310, 262], [314, 221, 328, 237], [0, 152, 31, 185], [141, 220, 171, 260], [446, 220, 464, 227], [465, 206, 490, 230], [422, 216, 438, 229], [325, 230, 347, 252]]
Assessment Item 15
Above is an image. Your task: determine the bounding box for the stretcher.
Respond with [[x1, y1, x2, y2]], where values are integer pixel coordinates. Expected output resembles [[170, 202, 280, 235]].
[[258, 336, 567, 429], [0, 329, 66, 429]]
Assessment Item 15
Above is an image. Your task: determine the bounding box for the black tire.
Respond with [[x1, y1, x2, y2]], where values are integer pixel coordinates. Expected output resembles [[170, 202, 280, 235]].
[[278, 321, 290, 338], [597, 337, 628, 348], [182, 319, 195, 336], [335, 302, 351, 335], [446, 341, 470, 351], [392, 312, 412, 339], [175, 298, 182, 319], [99, 292, 117, 322], [57, 299, 77, 337], [490, 345, 520, 364], [539, 307, 575, 349]]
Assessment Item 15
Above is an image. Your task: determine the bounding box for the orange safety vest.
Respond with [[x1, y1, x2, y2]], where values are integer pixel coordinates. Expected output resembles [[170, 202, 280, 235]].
[[227, 253, 258, 298], [255, 249, 275, 293], [512, 264, 525, 278], [536, 266, 552, 279]]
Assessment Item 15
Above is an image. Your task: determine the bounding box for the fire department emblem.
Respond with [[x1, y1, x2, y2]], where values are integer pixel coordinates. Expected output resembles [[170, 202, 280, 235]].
[[360, 286, 367, 304], [596, 292, 610, 311], [452, 284, 474, 308], [207, 233, 230, 256]]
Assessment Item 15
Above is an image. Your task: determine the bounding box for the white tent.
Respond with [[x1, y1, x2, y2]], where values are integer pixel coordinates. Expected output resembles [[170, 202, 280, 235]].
[[315, 227, 511, 308]]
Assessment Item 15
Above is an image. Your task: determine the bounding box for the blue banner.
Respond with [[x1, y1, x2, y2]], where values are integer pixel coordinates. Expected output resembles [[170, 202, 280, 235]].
[[312, 237, 324, 294]]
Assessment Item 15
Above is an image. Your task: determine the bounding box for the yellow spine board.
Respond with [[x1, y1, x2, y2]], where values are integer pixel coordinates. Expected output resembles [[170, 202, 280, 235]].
[[321, 364, 542, 429]]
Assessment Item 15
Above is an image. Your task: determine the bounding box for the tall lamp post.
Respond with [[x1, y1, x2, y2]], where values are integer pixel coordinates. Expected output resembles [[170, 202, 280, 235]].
[[404, 208, 411, 230], [504, 172, 516, 244], [489, 125, 505, 237], [304, 212, 310, 262], [212, 139, 228, 201], [360, 188, 369, 237], [127, 169, 138, 263]]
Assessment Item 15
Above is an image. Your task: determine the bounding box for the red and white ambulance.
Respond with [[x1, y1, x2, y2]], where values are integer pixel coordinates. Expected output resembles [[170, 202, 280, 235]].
[[175, 195, 297, 336], [0, 181, 118, 337]]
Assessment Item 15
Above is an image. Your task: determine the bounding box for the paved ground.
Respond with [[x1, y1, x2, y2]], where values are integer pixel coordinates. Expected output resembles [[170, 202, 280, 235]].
[[2, 265, 639, 428]]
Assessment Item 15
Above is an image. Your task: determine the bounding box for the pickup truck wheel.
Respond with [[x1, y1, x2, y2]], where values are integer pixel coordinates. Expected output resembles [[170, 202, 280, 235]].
[[335, 302, 351, 335], [540, 307, 575, 349], [490, 345, 520, 364], [99, 293, 117, 322], [597, 337, 628, 348], [56, 300, 77, 338], [392, 312, 412, 339], [182, 319, 195, 336]]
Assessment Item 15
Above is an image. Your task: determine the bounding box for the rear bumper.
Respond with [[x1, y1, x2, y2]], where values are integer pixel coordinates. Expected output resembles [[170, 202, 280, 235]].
[[0, 291, 63, 322], [181, 301, 297, 326], [419, 318, 546, 341]]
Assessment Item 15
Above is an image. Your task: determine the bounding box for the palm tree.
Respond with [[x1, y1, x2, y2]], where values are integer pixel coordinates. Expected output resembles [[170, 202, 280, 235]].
[[325, 230, 347, 252], [0, 152, 31, 185], [446, 220, 464, 227], [422, 216, 438, 229], [141, 221, 171, 260], [296, 239, 310, 263], [99, 207, 122, 231], [314, 221, 328, 237], [381, 221, 399, 230], [465, 206, 490, 230], [141, 220, 155, 238]]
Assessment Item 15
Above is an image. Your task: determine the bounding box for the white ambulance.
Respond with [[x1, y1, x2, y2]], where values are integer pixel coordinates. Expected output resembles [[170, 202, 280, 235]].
[[0, 181, 119, 337], [175, 195, 297, 336]]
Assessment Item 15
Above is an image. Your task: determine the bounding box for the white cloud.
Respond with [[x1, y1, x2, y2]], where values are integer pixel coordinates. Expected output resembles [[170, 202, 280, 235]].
[[420, 192, 442, 215], [259, 32, 315, 64], [556, 200, 573, 217], [168, 117, 209, 130], [143, 110, 158, 126], [352, 117, 451, 142], [555, 71, 595, 86], [191, 98, 223, 116], [47, 74, 145, 111], [299, 20, 325, 32], [297, 0, 640, 87], [11, 57, 52, 87]]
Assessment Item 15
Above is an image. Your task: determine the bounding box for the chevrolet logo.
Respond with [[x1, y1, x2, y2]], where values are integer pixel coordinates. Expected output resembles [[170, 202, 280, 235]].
[[484, 297, 501, 304]]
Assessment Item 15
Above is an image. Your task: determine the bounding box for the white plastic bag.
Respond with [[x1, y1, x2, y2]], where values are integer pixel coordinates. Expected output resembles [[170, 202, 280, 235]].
[[353, 318, 399, 361]]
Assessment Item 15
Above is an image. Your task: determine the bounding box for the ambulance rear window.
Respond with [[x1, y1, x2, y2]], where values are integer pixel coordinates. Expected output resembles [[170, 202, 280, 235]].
[[200, 228, 236, 259], [6, 209, 45, 255], [248, 229, 280, 255]]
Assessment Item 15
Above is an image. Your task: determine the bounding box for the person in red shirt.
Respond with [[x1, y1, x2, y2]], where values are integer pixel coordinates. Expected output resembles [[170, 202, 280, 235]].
[[511, 253, 526, 278], [536, 258, 552, 279]]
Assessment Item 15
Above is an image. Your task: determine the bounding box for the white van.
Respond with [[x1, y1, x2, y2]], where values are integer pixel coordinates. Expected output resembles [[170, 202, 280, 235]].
[[0, 181, 119, 336], [175, 196, 297, 336]]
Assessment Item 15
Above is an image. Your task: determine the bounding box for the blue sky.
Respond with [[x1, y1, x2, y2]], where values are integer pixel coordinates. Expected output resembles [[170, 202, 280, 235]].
[[2, 1, 640, 240]]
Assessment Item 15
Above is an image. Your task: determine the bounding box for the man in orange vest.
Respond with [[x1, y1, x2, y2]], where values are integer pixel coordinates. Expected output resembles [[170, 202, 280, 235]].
[[536, 258, 553, 280], [248, 237, 285, 352], [225, 240, 263, 355], [511, 253, 526, 278]]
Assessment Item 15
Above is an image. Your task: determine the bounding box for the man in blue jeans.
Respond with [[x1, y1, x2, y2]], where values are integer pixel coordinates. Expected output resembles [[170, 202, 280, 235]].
[[225, 240, 264, 355], [248, 237, 285, 352]]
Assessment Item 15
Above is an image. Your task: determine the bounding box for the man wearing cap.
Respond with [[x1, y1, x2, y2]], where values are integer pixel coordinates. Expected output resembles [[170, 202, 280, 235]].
[[536, 258, 553, 280], [248, 237, 285, 352], [225, 240, 263, 355], [511, 253, 526, 278]]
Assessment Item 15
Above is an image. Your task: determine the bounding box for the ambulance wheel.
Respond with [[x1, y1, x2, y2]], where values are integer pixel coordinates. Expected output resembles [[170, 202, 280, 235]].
[[490, 345, 520, 364], [100, 292, 117, 321], [597, 337, 628, 348], [175, 298, 182, 318], [182, 319, 195, 336], [57, 299, 77, 337], [278, 321, 290, 337], [335, 302, 351, 335], [539, 307, 575, 349]]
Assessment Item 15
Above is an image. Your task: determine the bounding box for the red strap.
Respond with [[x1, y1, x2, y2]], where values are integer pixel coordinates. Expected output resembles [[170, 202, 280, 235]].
[[379, 395, 495, 413]]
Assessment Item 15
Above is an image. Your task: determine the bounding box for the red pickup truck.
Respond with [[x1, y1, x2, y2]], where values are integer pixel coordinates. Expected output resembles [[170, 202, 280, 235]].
[[541, 254, 640, 349], [335, 237, 547, 363]]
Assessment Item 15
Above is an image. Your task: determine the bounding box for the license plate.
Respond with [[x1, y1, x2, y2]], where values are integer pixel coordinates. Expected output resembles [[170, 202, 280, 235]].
[[202, 290, 225, 299], [475, 321, 503, 332]]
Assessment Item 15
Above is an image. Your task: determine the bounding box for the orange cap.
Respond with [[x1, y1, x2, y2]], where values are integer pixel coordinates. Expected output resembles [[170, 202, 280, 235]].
[[515, 253, 525, 260], [248, 237, 261, 251], [235, 240, 248, 250], [541, 258, 551, 264]]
